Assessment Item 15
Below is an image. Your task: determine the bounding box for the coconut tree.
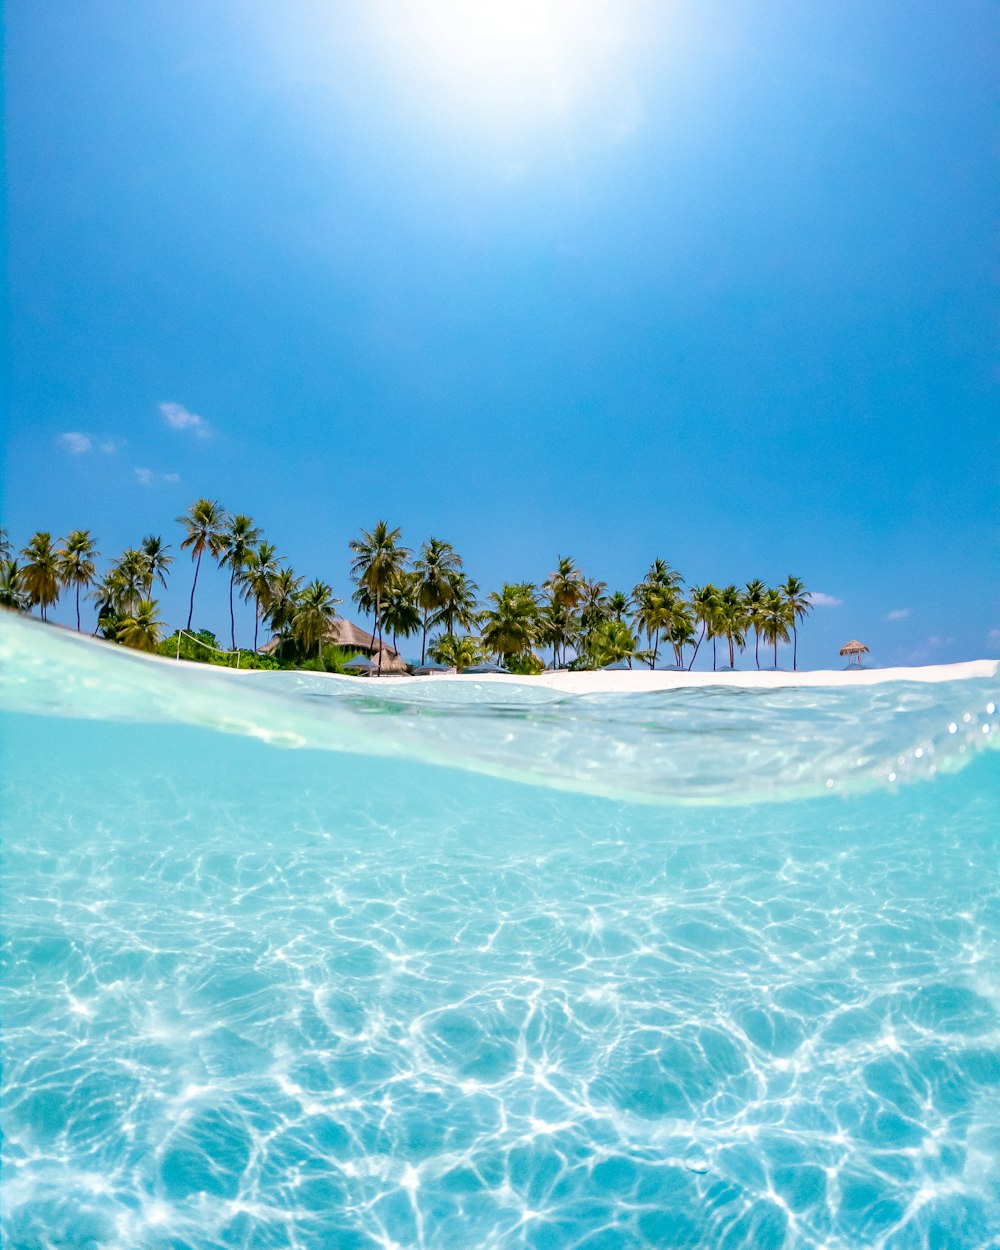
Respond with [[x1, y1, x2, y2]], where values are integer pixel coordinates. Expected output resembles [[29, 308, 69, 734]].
[[239, 541, 283, 652], [219, 514, 263, 650], [140, 534, 173, 591], [633, 584, 680, 669], [382, 577, 422, 653], [349, 521, 411, 675], [433, 570, 480, 637], [687, 584, 719, 671], [89, 567, 127, 638], [539, 600, 580, 669], [714, 584, 748, 669], [667, 604, 696, 669], [104, 548, 152, 617], [429, 633, 483, 672], [542, 556, 585, 667], [760, 588, 792, 668], [781, 575, 812, 671], [0, 528, 11, 561], [262, 566, 302, 652], [177, 499, 228, 631], [480, 583, 540, 666], [19, 532, 61, 620], [0, 559, 27, 611], [743, 579, 766, 670], [606, 591, 631, 622], [117, 599, 164, 653], [292, 579, 337, 661], [588, 619, 641, 668], [57, 530, 99, 630], [413, 538, 463, 664]]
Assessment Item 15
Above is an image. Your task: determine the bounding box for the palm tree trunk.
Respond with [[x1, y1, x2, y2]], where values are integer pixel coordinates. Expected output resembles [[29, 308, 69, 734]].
[[729, 636, 735, 667], [75, 583, 81, 631], [712, 635, 717, 670], [688, 624, 705, 671], [375, 594, 383, 676], [774, 637, 778, 668], [254, 599, 260, 652], [793, 624, 798, 670], [755, 630, 760, 669], [187, 551, 202, 631], [420, 613, 428, 665], [229, 569, 237, 650]]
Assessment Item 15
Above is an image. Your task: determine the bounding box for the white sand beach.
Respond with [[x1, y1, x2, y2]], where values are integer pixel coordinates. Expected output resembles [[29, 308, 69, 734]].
[[374, 659, 997, 694]]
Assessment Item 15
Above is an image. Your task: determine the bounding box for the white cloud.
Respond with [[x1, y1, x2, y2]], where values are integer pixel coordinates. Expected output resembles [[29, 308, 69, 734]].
[[809, 592, 842, 608], [59, 432, 93, 455], [160, 401, 211, 437], [885, 608, 910, 622], [59, 431, 121, 455], [899, 634, 954, 664], [134, 467, 180, 487]]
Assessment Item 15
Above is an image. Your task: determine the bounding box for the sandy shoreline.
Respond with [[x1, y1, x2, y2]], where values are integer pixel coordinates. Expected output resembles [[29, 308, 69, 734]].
[[366, 659, 997, 694]]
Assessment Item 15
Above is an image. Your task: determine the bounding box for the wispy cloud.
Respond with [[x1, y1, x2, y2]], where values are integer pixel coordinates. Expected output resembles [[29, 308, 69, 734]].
[[134, 467, 181, 487], [59, 432, 93, 455], [809, 592, 842, 608], [885, 608, 910, 622], [160, 401, 211, 437], [59, 431, 121, 456], [899, 634, 954, 664]]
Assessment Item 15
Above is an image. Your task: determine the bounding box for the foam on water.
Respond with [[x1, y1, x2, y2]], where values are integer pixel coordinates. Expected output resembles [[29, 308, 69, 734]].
[[1, 615, 998, 1249]]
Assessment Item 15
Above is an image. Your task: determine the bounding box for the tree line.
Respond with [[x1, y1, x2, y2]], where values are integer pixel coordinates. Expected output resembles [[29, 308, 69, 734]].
[[0, 503, 812, 673]]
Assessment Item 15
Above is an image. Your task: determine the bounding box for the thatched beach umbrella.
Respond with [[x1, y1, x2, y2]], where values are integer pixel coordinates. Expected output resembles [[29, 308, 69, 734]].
[[839, 640, 869, 668]]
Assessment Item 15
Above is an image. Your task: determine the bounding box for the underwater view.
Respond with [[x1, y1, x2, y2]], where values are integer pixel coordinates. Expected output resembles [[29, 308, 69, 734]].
[[1, 614, 998, 1250]]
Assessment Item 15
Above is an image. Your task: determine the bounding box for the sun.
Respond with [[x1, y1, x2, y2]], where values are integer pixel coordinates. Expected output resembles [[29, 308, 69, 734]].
[[377, 0, 620, 126]]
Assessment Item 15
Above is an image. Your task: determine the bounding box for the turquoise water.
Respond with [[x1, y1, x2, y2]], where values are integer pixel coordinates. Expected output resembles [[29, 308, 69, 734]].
[[1, 617, 998, 1250]]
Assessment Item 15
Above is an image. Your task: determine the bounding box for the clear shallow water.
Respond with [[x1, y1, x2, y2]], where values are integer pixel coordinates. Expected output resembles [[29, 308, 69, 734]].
[[1, 618, 998, 1249]]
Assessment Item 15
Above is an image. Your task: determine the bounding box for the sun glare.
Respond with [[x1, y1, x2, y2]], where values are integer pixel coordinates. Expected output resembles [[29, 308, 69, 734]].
[[378, 0, 622, 126]]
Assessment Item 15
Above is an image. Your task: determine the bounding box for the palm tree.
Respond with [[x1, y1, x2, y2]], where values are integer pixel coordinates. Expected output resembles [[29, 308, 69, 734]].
[[239, 541, 283, 652], [89, 567, 127, 638], [413, 538, 463, 664], [539, 600, 579, 669], [19, 532, 61, 620], [262, 566, 302, 652], [0, 559, 27, 611], [349, 521, 411, 675], [117, 599, 164, 652], [606, 591, 631, 622], [111, 548, 154, 617], [633, 584, 680, 669], [760, 588, 792, 668], [140, 535, 173, 591], [0, 528, 12, 561], [219, 514, 263, 649], [667, 604, 696, 668], [177, 499, 228, 631], [56, 530, 99, 630], [781, 576, 812, 671], [588, 619, 641, 668], [479, 583, 540, 666], [743, 579, 766, 670], [382, 577, 421, 653], [542, 556, 584, 667], [433, 570, 480, 636], [429, 633, 483, 672], [714, 584, 748, 669], [292, 579, 337, 661], [687, 584, 719, 671]]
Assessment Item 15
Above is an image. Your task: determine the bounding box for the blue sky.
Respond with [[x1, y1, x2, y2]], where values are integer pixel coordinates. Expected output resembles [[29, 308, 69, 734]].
[[4, 0, 997, 667]]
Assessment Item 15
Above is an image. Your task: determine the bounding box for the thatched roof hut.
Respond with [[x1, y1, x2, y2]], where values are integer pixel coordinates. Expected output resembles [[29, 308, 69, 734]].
[[839, 640, 870, 667], [260, 617, 403, 663]]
